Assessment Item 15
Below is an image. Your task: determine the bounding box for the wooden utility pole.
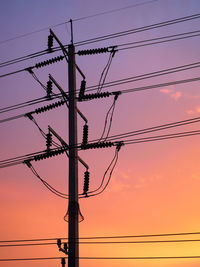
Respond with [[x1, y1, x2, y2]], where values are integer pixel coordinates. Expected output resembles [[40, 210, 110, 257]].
[[68, 43, 79, 267]]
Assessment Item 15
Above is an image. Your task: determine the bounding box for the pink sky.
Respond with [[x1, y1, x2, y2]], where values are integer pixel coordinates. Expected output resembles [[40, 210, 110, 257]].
[[1, 0, 200, 266]]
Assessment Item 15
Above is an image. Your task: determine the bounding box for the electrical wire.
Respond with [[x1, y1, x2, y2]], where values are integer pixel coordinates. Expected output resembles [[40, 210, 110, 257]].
[[84, 61, 200, 93], [1, 255, 200, 261], [0, 0, 159, 46], [1, 75, 200, 118], [117, 31, 200, 51], [122, 129, 200, 145], [2, 62, 200, 125], [2, 238, 200, 247], [0, 147, 64, 168], [75, 13, 200, 47], [97, 49, 116, 93], [73, 0, 159, 22], [0, 29, 199, 70], [1, 129, 200, 169], [0, 95, 54, 114], [0, 49, 52, 68], [89, 115, 200, 144], [1, 115, 200, 169], [1, 231, 200, 243], [82, 143, 123, 198], [98, 93, 120, 143], [87, 149, 119, 197], [0, 21, 69, 45], [25, 162, 68, 199], [1, 13, 200, 70], [28, 69, 47, 92], [98, 99, 116, 142], [0, 242, 56, 247], [85, 148, 118, 196]]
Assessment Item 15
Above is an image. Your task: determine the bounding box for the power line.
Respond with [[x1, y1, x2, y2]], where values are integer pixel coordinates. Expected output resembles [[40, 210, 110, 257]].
[[1, 129, 200, 169], [0, 242, 56, 247], [75, 13, 200, 47], [2, 238, 200, 247], [89, 115, 200, 144], [0, 0, 159, 46], [1, 17, 200, 69], [0, 48, 52, 68], [84, 61, 200, 93], [0, 95, 52, 114], [122, 130, 200, 145], [1, 75, 200, 117], [117, 30, 200, 51], [25, 162, 68, 199], [1, 29, 199, 70], [1, 231, 200, 243], [0, 23, 69, 45], [1, 255, 200, 261], [73, 0, 159, 22]]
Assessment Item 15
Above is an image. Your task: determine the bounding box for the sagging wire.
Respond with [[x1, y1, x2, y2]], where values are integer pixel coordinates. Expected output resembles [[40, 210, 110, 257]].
[[97, 46, 117, 93], [98, 91, 121, 142], [24, 161, 68, 199], [26, 68, 47, 92], [25, 113, 60, 148], [26, 68, 64, 102], [81, 141, 124, 198]]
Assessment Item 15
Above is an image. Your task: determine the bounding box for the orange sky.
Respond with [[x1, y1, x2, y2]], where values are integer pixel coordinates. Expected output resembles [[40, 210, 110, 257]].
[[1, 0, 200, 266]]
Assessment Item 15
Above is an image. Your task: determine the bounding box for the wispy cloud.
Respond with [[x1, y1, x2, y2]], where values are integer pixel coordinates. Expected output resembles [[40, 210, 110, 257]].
[[160, 86, 183, 101], [171, 91, 182, 100], [160, 88, 173, 94], [186, 106, 200, 115], [186, 110, 195, 115]]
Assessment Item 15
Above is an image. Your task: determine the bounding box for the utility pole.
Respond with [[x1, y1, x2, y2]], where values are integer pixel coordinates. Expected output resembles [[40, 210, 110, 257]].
[[68, 43, 79, 267]]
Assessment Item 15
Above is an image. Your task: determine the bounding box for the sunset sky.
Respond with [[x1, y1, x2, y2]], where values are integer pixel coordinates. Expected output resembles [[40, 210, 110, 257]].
[[1, 0, 200, 266]]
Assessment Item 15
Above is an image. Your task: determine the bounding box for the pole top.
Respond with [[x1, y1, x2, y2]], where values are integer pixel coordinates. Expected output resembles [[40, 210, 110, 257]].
[[69, 19, 74, 44]]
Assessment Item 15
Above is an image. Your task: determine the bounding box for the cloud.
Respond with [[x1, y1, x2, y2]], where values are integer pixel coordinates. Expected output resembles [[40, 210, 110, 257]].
[[171, 91, 182, 100], [160, 88, 173, 94], [187, 106, 200, 115], [160, 86, 182, 101], [186, 110, 195, 115], [109, 169, 132, 193]]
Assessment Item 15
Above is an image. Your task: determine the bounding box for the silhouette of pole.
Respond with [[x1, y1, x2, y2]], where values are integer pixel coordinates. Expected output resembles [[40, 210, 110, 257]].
[[68, 44, 79, 267]]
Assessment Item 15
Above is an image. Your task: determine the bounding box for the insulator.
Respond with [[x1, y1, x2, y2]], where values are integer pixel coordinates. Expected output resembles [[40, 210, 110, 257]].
[[34, 148, 65, 161], [77, 47, 109, 56], [35, 100, 65, 114], [61, 258, 66, 267], [113, 91, 121, 100], [57, 239, 61, 249], [83, 171, 90, 194], [46, 132, 52, 150], [82, 124, 88, 145], [81, 141, 114, 150], [35, 55, 64, 69], [109, 45, 118, 57], [47, 34, 53, 52], [63, 243, 68, 253], [79, 92, 111, 101], [26, 112, 34, 121], [46, 80, 52, 98], [116, 141, 124, 151], [78, 80, 86, 100]]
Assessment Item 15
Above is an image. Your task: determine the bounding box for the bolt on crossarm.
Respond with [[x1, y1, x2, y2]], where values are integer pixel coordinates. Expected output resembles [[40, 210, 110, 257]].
[[68, 43, 79, 267]]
